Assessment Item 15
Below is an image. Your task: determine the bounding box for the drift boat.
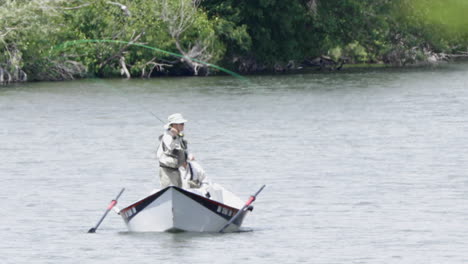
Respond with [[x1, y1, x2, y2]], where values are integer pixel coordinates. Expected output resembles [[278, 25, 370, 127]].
[[118, 184, 263, 232]]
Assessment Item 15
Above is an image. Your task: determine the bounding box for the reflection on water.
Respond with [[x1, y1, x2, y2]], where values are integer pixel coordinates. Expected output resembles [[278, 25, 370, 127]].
[[1, 63, 468, 263]]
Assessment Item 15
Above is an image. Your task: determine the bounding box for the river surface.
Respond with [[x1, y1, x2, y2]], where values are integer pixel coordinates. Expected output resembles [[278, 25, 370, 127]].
[[1, 63, 468, 263]]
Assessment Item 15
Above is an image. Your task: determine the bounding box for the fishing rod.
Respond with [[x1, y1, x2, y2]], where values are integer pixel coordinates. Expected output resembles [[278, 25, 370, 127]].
[[134, 103, 165, 124], [149, 111, 166, 124]]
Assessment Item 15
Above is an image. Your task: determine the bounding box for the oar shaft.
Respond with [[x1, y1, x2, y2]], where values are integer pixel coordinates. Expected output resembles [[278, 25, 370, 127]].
[[253, 185, 266, 197], [91, 207, 112, 230], [219, 185, 266, 233], [88, 188, 125, 233], [107, 200, 118, 210], [244, 184, 266, 206]]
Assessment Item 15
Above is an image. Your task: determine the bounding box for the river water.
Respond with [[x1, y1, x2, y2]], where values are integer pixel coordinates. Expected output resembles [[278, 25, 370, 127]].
[[1, 63, 468, 263]]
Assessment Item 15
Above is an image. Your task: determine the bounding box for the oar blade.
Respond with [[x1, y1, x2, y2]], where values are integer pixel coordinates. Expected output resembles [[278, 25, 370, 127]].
[[87, 188, 125, 234]]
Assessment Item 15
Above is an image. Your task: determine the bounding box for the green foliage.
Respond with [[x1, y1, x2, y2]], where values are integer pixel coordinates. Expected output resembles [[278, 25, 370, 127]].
[[0, 0, 68, 80], [203, 0, 317, 64], [394, 0, 468, 52], [344, 42, 369, 63], [1, 0, 468, 82]]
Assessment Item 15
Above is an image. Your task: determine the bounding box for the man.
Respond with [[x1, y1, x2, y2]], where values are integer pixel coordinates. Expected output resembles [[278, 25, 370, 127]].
[[182, 160, 210, 189], [156, 113, 190, 188]]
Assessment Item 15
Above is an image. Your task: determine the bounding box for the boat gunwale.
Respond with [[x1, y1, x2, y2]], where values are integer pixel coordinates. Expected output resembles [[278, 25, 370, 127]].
[[120, 186, 240, 214]]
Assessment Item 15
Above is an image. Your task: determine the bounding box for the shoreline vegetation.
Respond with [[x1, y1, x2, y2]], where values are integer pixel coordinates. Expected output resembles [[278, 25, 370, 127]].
[[1, 0, 468, 85]]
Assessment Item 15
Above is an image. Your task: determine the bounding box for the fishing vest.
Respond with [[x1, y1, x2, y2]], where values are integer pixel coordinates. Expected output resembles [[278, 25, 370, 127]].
[[157, 130, 188, 169]]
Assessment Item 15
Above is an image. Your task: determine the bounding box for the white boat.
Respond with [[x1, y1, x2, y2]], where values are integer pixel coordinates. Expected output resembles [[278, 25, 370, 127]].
[[118, 184, 255, 232]]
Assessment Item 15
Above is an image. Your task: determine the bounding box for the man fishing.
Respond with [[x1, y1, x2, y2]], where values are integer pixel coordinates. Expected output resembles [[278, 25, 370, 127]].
[[156, 113, 191, 188]]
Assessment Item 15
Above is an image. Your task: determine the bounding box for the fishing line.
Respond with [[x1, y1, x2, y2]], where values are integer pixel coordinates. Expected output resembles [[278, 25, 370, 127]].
[[52, 39, 249, 82]]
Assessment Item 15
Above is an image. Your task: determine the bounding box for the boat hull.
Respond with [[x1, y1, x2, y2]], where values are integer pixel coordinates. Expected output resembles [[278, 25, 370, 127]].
[[120, 187, 247, 232]]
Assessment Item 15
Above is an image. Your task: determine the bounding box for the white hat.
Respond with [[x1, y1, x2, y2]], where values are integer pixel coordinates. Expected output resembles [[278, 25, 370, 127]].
[[164, 113, 187, 128]]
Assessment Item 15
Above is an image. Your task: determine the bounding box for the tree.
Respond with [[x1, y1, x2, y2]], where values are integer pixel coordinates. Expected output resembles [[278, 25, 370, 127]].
[[160, 0, 222, 75], [202, 0, 320, 71]]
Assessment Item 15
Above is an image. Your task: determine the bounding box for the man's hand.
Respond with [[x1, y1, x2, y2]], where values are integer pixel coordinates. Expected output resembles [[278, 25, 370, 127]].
[[188, 153, 195, 161], [169, 127, 178, 136]]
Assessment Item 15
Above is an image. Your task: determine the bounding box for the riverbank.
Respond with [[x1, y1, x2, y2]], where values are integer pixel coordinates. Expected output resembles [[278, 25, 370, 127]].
[[3, 55, 468, 86], [2, 1, 468, 86]]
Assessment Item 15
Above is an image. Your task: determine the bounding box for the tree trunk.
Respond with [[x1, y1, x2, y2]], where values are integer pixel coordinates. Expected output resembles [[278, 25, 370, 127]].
[[0, 67, 4, 85], [119, 56, 131, 79]]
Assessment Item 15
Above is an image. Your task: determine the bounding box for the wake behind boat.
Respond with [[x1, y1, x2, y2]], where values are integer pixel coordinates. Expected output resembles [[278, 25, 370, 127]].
[[118, 183, 262, 232]]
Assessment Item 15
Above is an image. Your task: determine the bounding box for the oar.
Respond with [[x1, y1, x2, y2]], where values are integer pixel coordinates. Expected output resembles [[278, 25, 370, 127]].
[[219, 185, 266, 233], [88, 188, 125, 233]]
